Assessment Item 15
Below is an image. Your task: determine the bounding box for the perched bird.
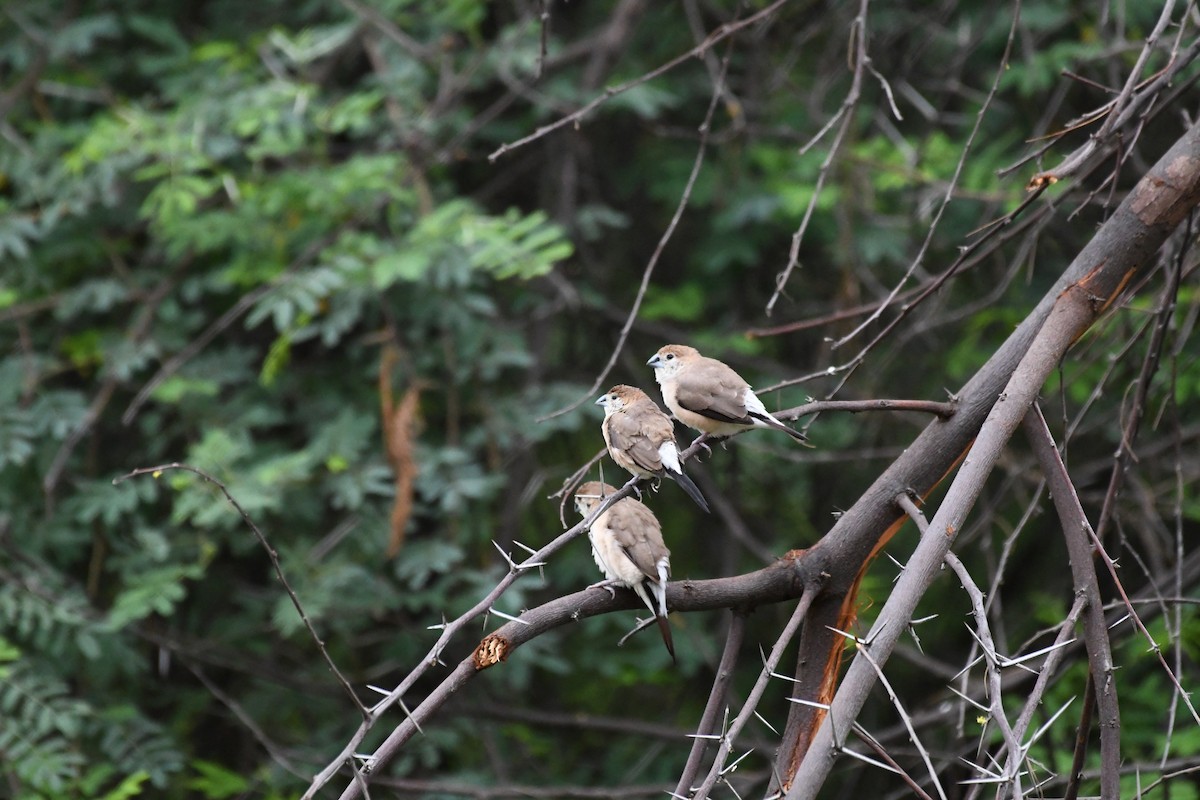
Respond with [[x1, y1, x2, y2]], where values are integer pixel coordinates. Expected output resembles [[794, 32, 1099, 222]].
[[596, 385, 710, 513], [647, 344, 807, 444], [574, 481, 674, 660]]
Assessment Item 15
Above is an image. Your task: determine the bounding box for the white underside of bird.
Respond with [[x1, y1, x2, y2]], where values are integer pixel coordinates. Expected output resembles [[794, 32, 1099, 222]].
[[589, 528, 669, 620]]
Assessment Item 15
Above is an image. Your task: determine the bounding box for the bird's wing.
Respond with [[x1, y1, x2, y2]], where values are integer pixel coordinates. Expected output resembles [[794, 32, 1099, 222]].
[[674, 359, 753, 424], [606, 500, 669, 582], [609, 405, 668, 473]]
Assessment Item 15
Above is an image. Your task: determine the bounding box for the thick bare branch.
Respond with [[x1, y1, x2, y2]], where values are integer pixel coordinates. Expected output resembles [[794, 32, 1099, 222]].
[[334, 551, 823, 799], [780, 114, 1200, 799]]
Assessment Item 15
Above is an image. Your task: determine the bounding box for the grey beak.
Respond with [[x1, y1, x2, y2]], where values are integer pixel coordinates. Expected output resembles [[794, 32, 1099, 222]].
[[594, 396, 606, 406], [646, 354, 660, 366]]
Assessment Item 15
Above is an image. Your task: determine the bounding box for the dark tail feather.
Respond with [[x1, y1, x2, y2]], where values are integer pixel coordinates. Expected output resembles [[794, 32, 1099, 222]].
[[655, 614, 676, 663], [669, 470, 710, 513], [777, 423, 811, 446], [751, 412, 812, 447]]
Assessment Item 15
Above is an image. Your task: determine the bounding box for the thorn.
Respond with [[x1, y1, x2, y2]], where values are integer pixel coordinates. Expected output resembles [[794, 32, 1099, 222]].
[[753, 710, 779, 735], [491, 540, 518, 571], [488, 606, 530, 625], [786, 697, 831, 710], [398, 697, 424, 734], [838, 746, 902, 774], [719, 747, 755, 775]]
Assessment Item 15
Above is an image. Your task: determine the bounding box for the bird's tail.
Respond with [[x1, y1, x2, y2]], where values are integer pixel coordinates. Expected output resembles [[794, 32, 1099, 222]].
[[637, 575, 676, 663], [655, 614, 676, 663], [750, 411, 812, 447], [668, 470, 710, 513], [775, 420, 811, 446], [652, 563, 675, 662]]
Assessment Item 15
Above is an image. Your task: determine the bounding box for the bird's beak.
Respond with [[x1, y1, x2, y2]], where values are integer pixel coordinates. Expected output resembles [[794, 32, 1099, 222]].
[[646, 354, 661, 367], [594, 395, 607, 406]]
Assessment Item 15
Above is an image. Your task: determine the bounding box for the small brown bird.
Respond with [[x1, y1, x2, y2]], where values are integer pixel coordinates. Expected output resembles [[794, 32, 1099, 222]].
[[596, 385, 710, 513], [574, 481, 674, 660], [647, 344, 807, 444]]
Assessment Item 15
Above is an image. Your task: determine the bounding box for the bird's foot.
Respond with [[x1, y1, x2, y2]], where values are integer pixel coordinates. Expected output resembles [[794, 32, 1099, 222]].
[[587, 579, 619, 598]]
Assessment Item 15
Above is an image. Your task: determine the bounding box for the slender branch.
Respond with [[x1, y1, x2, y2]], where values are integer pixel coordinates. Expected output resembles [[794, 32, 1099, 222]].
[[852, 634, 949, 800], [550, 447, 607, 526], [1024, 14, 1200, 188], [766, 0, 867, 316], [1093, 212, 1187, 541], [813, 0, 1020, 340], [760, 189, 1050, 395], [534, 0, 550, 81], [113, 463, 369, 716], [487, 0, 787, 162], [776, 398, 957, 421], [183, 660, 304, 778], [536, 45, 730, 422], [1007, 595, 1087, 775], [849, 726, 937, 800], [691, 591, 817, 800], [943, 552, 1023, 797], [1062, 671, 1097, 800], [1023, 405, 1119, 800], [674, 610, 749, 797], [897, 493, 1016, 798]]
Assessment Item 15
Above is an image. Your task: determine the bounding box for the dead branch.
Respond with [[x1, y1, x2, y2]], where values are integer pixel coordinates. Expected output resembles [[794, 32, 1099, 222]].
[[779, 113, 1200, 800]]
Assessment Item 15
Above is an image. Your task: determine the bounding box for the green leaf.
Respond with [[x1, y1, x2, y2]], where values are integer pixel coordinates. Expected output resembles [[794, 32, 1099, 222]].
[[186, 760, 250, 799], [106, 564, 205, 629], [99, 770, 152, 800]]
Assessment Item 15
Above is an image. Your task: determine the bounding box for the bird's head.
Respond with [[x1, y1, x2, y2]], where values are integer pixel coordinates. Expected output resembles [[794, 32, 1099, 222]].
[[574, 481, 618, 516], [595, 384, 647, 413], [646, 344, 699, 378]]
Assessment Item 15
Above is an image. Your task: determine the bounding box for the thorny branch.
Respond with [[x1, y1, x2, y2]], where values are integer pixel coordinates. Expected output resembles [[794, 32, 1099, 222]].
[[114, 463, 369, 716], [1023, 405, 1121, 800], [688, 590, 817, 800], [782, 112, 1200, 800], [305, 473, 647, 798], [334, 552, 823, 800], [673, 610, 748, 798]]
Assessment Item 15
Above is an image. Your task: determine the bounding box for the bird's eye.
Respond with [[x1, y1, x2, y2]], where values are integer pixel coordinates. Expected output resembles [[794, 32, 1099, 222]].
[[665, 353, 674, 360]]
